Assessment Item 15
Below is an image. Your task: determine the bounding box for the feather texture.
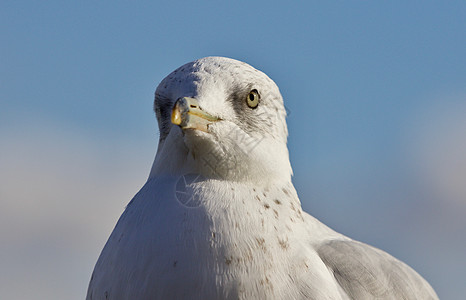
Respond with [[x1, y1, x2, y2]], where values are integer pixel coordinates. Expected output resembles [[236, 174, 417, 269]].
[[87, 57, 438, 300]]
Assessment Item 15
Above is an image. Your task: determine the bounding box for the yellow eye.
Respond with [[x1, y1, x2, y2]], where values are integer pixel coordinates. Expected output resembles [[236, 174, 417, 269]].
[[246, 89, 260, 109]]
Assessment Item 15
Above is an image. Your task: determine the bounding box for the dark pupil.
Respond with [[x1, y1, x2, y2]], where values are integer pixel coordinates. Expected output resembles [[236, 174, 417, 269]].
[[249, 93, 255, 101]]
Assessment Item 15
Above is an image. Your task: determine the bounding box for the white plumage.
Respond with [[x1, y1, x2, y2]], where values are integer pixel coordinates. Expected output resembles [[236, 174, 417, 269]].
[[87, 57, 438, 299]]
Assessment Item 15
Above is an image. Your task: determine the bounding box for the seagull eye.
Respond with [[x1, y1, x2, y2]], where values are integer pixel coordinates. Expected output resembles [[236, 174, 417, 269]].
[[246, 89, 260, 109]]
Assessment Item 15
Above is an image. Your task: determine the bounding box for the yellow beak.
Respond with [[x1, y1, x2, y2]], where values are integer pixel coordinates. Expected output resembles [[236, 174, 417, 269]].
[[171, 97, 220, 132]]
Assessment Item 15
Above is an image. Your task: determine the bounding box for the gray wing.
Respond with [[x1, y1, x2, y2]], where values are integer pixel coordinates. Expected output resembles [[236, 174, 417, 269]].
[[317, 240, 438, 300]]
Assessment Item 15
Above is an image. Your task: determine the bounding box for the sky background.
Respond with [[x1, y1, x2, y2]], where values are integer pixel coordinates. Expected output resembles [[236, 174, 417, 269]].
[[1, 1, 465, 299]]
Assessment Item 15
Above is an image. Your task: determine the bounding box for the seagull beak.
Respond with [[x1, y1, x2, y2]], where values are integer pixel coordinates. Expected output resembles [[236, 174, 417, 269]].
[[171, 97, 220, 132]]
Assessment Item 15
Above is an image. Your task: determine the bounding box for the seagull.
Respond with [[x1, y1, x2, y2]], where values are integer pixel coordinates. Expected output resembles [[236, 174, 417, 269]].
[[87, 57, 438, 299]]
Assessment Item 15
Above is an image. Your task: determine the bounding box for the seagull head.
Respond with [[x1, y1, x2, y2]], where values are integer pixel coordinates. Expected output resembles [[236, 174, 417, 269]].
[[150, 57, 292, 185]]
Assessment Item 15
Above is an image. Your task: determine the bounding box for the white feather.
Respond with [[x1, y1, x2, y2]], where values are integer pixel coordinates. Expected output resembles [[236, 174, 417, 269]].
[[87, 57, 438, 300]]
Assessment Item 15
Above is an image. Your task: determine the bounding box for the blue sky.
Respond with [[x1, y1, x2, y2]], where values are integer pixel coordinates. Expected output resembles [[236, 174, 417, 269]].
[[1, 1, 465, 299]]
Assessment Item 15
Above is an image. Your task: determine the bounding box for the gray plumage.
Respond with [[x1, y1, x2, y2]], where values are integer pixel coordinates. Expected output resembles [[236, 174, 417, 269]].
[[318, 240, 437, 299]]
